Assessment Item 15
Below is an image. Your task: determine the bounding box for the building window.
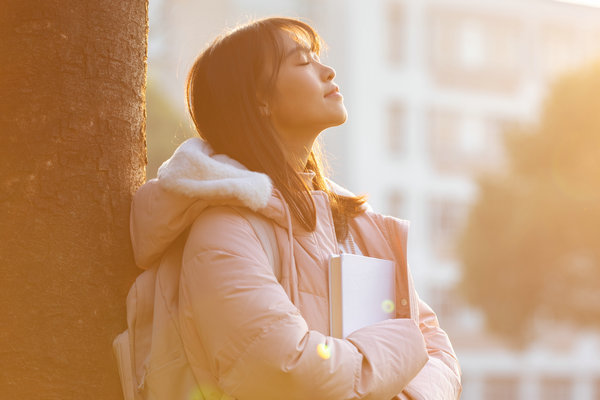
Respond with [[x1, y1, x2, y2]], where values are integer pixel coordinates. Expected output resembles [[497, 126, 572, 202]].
[[426, 284, 460, 323], [458, 20, 486, 70], [386, 1, 405, 66], [429, 197, 469, 260], [426, 107, 507, 174], [483, 376, 519, 400], [539, 377, 572, 400], [387, 101, 405, 155], [427, 7, 523, 93], [388, 189, 405, 219]]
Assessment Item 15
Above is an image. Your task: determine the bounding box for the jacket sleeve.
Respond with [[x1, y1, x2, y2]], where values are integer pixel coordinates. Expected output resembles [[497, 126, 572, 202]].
[[178, 206, 429, 400], [396, 296, 462, 400]]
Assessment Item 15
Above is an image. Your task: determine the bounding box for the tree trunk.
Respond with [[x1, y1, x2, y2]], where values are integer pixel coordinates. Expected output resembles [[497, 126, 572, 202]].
[[0, 1, 147, 398]]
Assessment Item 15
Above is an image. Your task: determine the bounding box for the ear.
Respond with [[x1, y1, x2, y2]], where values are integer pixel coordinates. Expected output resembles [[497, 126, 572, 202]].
[[259, 104, 271, 117], [256, 93, 271, 117]]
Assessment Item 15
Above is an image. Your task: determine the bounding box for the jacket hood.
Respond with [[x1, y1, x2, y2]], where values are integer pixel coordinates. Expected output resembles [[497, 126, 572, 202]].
[[157, 138, 273, 211], [130, 137, 368, 269]]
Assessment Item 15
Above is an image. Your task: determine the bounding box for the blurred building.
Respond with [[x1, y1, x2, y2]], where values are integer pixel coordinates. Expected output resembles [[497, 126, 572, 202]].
[[150, 0, 600, 398]]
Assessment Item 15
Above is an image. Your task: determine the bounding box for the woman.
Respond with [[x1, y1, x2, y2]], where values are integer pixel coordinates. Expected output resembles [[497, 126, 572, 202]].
[[130, 16, 461, 399]]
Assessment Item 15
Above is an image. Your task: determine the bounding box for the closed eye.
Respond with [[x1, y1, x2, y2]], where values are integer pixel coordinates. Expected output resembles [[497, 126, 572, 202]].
[[297, 50, 320, 66], [287, 45, 321, 65], [297, 55, 311, 65]]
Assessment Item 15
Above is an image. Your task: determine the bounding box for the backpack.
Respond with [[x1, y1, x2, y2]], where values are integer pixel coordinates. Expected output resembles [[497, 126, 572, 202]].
[[112, 208, 280, 400]]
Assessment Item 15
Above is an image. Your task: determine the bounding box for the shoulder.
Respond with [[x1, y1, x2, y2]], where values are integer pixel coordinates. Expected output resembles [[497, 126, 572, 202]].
[[181, 205, 275, 282], [189, 205, 255, 238], [362, 210, 410, 248], [192, 205, 250, 223], [185, 205, 263, 255]]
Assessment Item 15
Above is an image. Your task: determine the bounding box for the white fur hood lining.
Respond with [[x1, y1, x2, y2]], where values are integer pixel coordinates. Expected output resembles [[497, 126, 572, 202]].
[[157, 138, 273, 211], [130, 137, 370, 268]]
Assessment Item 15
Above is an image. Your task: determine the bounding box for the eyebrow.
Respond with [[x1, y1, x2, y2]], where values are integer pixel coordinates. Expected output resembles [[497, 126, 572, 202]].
[[284, 44, 312, 60]]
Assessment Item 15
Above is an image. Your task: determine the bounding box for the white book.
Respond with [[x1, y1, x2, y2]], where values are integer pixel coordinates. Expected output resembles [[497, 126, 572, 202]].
[[329, 253, 396, 339]]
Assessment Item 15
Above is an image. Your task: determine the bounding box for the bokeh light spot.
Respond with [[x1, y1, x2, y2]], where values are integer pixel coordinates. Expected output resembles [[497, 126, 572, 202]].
[[382, 299, 395, 314], [317, 343, 331, 359]]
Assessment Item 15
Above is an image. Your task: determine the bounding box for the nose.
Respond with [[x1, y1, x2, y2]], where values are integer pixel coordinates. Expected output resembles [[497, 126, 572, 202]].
[[322, 63, 335, 81]]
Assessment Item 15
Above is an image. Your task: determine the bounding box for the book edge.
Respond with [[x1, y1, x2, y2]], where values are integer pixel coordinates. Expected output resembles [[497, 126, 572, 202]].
[[329, 254, 342, 339]]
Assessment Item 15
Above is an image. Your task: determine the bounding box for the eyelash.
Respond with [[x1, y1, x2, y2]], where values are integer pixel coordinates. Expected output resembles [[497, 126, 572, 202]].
[[300, 56, 319, 66]]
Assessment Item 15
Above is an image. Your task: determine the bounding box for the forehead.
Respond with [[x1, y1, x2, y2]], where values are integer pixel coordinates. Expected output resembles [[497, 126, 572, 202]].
[[278, 29, 313, 58], [259, 27, 319, 79]]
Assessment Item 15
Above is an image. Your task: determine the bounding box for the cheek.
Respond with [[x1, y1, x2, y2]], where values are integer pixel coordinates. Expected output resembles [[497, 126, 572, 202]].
[[275, 70, 320, 110]]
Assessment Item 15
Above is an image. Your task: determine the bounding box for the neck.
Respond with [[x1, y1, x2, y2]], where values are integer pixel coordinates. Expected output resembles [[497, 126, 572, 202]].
[[289, 149, 310, 172], [277, 130, 318, 172]]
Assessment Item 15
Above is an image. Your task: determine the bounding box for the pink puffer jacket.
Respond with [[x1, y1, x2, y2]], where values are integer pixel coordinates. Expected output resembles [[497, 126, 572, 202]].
[[130, 138, 461, 400]]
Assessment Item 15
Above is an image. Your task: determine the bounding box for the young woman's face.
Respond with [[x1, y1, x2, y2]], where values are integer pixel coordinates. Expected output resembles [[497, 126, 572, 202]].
[[266, 31, 347, 141]]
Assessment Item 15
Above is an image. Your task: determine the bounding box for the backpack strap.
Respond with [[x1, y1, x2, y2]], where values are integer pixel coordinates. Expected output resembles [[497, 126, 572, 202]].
[[113, 265, 157, 400], [234, 207, 281, 282]]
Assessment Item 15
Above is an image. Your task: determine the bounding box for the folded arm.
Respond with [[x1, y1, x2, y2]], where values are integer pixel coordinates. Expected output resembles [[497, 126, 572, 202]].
[[179, 207, 429, 400], [395, 296, 462, 400]]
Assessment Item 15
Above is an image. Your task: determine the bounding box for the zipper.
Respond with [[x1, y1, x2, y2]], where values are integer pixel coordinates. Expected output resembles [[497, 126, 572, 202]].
[[319, 192, 340, 255], [347, 231, 358, 255]]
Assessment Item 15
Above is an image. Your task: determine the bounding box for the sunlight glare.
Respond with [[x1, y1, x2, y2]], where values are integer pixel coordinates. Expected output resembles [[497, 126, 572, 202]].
[[553, 0, 600, 8]]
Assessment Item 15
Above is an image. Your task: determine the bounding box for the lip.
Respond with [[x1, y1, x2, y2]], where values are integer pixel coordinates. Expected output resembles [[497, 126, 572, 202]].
[[324, 85, 341, 97]]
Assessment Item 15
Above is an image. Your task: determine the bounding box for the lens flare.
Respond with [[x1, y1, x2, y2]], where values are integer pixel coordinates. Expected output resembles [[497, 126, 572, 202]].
[[189, 384, 221, 400], [382, 299, 395, 314], [190, 386, 203, 400], [317, 343, 331, 359]]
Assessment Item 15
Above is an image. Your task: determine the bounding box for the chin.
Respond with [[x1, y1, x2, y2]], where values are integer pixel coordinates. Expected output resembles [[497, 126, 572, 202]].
[[327, 103, 348, 125], [332, 109, 348, 126], [322, 116, 346, 130]]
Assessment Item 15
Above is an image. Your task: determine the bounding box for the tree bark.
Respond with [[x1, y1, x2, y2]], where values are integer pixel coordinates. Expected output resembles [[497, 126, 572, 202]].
[[0, 1, 147, 398]]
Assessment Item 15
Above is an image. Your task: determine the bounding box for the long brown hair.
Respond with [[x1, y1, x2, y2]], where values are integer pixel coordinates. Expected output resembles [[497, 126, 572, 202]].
[[186, 16, 367, 241]]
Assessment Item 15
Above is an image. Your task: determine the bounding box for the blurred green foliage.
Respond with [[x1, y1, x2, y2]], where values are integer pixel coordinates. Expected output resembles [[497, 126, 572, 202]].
[[145, 81, 196, 178], [458, 61, 600, 346]]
